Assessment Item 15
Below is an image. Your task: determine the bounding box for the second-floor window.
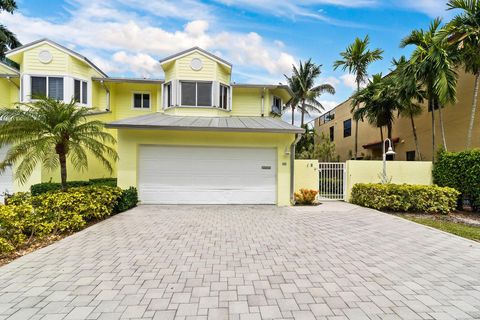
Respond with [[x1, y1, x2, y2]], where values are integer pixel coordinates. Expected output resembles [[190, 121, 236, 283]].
[[74, 79, 88, 104], [181, 81, 212, 107], [219, 84, 230, 110], [133, 93, 150, 109], [329, 126, 334, 142], [343, 119, 352, 138], [272, 96, 282, 115], [31, 76, 64, 100], [164, 82, 173, 107]]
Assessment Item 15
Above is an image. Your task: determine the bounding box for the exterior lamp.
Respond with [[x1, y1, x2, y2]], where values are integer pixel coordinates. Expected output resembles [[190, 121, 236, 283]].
[[382, 138, 396, 183]]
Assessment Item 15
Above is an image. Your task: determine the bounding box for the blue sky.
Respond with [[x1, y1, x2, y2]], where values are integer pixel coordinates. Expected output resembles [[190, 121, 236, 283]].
[[2, 0, 454, 121]]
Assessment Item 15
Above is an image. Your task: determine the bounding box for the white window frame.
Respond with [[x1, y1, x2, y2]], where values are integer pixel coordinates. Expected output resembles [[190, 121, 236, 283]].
[[73, 78, 89, 106], [30, 75, 65, 101], [132, 91, 151, 110], [218, 83, 231, 110], [163, 82, 173, 109], [272, 95, 282, 115], [180, 80, 213, 107]]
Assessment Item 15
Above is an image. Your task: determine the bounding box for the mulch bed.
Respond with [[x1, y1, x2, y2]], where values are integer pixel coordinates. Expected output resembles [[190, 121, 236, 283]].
[[399, 211, 480, 227], [0, 235, 66, 267]]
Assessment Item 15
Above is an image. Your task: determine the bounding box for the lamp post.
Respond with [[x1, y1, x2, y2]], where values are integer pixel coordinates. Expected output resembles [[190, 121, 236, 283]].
[[382, 138, 396, 182]]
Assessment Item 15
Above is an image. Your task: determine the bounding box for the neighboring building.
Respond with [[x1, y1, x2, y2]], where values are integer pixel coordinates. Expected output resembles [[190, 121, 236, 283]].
[[0, 39, 303, 205], [314, 70, 480, 161]]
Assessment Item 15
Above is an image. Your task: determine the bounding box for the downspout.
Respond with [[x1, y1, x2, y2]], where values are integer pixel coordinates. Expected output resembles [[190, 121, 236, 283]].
[[100, 80, 110, 111], [290, 133, 303, 205], [261, 87, 266, 117]]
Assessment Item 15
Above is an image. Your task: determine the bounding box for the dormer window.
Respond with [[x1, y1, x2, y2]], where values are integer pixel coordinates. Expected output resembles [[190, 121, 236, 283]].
[[181, 81, 212, 107], [31, 76, 64, 100], [219, 84, 230, 110]]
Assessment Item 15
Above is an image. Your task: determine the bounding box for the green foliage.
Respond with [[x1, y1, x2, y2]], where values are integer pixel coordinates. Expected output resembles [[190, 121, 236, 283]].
[[0, 185, 130, 254], [433, 149, 480, 210], [351, 183, 459, 214], [114, 187, 138, 214], [0, 0, 21, 58], [0, 97, 118, 190], [294, 189, 319, 205], [30, 178, 117, 196], [296, 127, 338, 161]]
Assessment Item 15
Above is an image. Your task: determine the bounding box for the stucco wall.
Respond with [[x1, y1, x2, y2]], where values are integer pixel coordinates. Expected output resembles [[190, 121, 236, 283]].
[[294, 160, 319, 193], [345, 160, 433, 201]]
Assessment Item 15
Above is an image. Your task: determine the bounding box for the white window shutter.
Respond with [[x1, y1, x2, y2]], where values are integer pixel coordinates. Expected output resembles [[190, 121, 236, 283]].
[[174, 80, 180, 106], [22, 75, 31, 102], [161, 83, 166, 109]]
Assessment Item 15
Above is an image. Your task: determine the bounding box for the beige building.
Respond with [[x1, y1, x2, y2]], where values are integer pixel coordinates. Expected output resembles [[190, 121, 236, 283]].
[[314, 70, 480, 161]]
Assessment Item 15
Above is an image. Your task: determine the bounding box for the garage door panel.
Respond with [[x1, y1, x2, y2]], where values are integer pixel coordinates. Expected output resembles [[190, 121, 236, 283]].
[[138, 146, 277, 204]]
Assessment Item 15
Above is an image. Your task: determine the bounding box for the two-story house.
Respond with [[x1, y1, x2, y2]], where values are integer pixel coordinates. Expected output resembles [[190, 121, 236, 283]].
[[0, 39, 303, 205]]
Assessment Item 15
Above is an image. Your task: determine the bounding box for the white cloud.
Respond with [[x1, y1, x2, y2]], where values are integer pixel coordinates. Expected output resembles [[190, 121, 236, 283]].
[[1, 1, 297, 80], [340, 74, 358, 90], [396, 0, 449, 18]]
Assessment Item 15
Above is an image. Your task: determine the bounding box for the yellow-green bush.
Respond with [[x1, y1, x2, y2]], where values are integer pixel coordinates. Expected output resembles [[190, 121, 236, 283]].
[[350, 183, 460, 214], [0, 186, 123, 254], [295, 189, 319, 205]]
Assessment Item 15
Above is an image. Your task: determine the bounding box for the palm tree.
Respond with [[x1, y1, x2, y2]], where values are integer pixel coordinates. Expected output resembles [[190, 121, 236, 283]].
[[401, 18, 458, 159], [0, 98, 118, 191], [351, 74, 399, 141], [285, 59, 335, 127], [445, 0, 480, 148], [333, 35, 383, 159], [0, 0, 21, 58], [393, 56, 425, 160]]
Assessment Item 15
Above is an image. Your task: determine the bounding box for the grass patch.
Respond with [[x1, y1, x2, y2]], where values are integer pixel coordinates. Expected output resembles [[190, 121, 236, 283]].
[[401, 215, 480, 242]]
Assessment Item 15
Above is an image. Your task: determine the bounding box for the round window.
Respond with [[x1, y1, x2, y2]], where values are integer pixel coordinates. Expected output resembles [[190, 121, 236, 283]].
[[38, 50, 53, 64], [190, 58, 203, 71]]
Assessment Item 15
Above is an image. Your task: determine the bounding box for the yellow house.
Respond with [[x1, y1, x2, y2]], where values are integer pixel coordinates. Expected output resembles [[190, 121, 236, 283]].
[[0, 39, 303, 205], [314, 70, 480, 161]]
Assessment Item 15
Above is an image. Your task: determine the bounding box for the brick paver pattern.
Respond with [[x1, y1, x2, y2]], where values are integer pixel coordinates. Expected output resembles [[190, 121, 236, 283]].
[[0, 202, 479, 320]]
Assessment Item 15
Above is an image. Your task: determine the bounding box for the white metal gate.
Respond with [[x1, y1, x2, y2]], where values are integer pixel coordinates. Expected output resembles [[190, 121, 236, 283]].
[[318, 162, 346, 201]]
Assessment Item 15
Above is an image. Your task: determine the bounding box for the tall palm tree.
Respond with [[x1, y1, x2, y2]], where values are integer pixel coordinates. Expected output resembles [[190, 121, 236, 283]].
[[401, 18, 458, 159], [0, 98, 118, 190], [0, 0, 21, 58], [333, 35, 383, 159], [393, 56, 425, 160], [285, 59, 335, 127], [351, 74, 399, 141], [445, 0, 480, 148]]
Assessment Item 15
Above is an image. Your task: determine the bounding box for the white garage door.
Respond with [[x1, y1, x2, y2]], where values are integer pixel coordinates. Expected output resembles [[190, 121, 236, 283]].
[[0, 145, 13, 202], [138, 146, 277, 204]]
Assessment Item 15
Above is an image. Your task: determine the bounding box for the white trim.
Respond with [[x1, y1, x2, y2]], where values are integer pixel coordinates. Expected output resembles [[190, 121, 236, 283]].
[[160, 48, 232, 69], [179, 80, 213, 107], [132, 91, 152, 110], [0, 61, 19, 75], [28, 75, 65, 101], [72, 78, 89, 106]]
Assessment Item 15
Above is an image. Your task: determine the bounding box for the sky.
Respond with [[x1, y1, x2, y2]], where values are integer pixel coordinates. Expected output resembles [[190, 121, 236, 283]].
[[1, 0, 455, 124]]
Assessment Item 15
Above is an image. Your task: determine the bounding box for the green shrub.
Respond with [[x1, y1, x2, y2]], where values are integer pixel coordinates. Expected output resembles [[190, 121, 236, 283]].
[[0, 204, 33, 252], [114, 187, 138, 213], [30, 178, 117, 196], [433, 149, 480, 211], [350, 183, 460, 214]]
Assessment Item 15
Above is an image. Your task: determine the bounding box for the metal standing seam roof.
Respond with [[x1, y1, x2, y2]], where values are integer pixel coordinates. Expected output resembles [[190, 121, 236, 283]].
[[106, 113, 304, 134]]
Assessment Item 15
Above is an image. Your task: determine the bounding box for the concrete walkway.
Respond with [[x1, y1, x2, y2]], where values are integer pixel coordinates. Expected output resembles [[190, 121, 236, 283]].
[[0, 203, 479, 320]]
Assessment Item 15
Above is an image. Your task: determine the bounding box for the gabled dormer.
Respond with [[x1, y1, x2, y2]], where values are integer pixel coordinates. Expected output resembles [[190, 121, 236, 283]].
[[6, 39, 107, 107], [159, 47, 233, 115]]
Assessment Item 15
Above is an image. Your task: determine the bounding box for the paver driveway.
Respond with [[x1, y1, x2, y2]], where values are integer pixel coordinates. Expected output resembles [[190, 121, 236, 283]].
[[0, 203, 479, 320]]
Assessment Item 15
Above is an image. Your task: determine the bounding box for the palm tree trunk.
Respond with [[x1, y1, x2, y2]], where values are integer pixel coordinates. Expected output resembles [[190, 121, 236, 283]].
[[387, 123, 392, 140], [379, 126, 384, 142], [354, 82, 360, 160], [57, 149, 68, 191], [467, 72, 480, 149], [300, 100, 305, 127], [437, 100, 447, 151], [410, 114, 422, 161], [429, 98, 436, 163]]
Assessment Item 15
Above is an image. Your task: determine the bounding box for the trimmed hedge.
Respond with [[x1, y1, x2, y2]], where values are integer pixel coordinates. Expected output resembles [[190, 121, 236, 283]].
[[350, 183, 460, 214], [1, 185, 136, 254], [113, 187, 138, 213], [30, 178, 117, 196], [433, 150, 480, 211]]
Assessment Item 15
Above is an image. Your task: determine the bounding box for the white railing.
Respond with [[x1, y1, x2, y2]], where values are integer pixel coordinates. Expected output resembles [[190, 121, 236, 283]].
[[318, 162, 346, 201]]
